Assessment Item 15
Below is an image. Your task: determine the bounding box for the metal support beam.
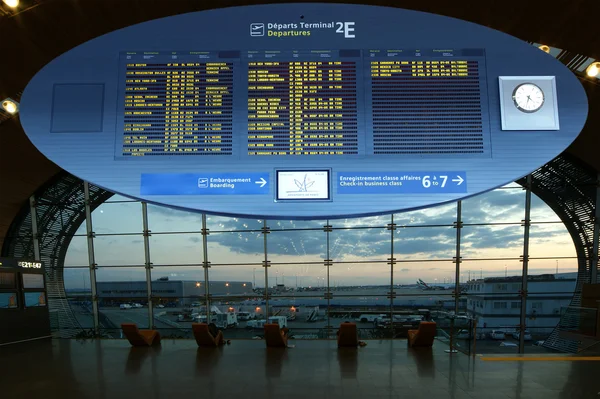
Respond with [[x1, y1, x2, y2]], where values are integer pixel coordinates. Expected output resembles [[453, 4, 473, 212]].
[[29, 196, 40, 261], [447, 201, 462, 354], [263, 220, 269, 318], [141, 202, 153, 328], [388, 215, 397, 337], [326, 220, 331, 332], [202, 214, 210, 321], [454, 201, 462, 315], [591, 174, 600, 284], [83, 182, 99, 333], [519, 175, 532, 353]]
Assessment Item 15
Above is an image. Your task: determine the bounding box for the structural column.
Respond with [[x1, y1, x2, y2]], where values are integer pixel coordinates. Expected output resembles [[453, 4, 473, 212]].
[[262, 220, 271, 318], [388, 215, 397, 337], [324, 221, 333, 333], [519, 175, 532, 353], [201, 214, 211, 321], [83, 182, 100, 333], [141, 203, 154, 328]]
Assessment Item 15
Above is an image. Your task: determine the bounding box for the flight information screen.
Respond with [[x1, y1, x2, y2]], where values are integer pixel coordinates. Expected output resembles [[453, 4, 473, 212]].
[[117, 49, 488, 158], [120, 51, 236, 157], [247, 50, 359, 156]]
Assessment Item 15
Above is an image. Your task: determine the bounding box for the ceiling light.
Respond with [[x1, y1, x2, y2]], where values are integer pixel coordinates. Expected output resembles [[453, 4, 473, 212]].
[[586, 62, 600, 78], [1, 99, 18, 114], [2, 0, 19, 8], [538, 45, 550, 53]]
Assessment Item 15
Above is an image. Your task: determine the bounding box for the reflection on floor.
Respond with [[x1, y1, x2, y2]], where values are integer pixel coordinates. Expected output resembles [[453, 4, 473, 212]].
[[1, 339, 599, 398]]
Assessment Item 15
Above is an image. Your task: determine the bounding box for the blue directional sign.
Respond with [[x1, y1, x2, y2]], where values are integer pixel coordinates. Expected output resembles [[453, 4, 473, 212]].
[[141, 173, 270, 195], [337, 172, 467, 194]]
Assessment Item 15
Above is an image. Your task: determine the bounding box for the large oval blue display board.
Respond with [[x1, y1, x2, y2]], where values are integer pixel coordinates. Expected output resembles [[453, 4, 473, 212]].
[[20, 4, 588, 219]]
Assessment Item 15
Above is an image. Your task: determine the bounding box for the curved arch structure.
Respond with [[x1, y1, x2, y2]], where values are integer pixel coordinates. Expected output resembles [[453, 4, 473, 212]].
[[1, 172, 113, 337], [518, 154, 599, 352]]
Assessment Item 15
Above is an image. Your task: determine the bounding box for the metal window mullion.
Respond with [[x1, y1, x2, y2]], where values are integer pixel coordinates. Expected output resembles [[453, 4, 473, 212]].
[[84, 182, 99, 332], [519, 175, 532, 354], [326, 219, 331, 332], [202, 214, 210, 321], [454, 201, 462, 315], [263, 220, 269, 318], [389, 214, 396, 337], [142, 202, 153, 329]]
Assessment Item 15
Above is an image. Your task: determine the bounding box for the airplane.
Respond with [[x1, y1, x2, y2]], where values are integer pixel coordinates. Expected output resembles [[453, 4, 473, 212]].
[[416, 278, 455, 290]]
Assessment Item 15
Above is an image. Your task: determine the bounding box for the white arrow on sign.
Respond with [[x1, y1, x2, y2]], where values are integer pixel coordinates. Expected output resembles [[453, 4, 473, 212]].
[[255, 178, 267, 188], [452, 176, 464, 185]]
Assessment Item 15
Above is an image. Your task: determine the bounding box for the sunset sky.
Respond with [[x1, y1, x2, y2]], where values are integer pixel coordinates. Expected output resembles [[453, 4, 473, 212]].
[[64, 184, 576, 289]]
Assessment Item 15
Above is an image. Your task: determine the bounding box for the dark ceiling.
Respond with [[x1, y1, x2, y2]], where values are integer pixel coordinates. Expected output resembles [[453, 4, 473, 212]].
[[0, 0, 598, 249]]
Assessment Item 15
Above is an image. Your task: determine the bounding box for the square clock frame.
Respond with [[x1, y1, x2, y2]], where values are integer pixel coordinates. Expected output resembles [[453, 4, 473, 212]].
[[498, 76, 559, 130]]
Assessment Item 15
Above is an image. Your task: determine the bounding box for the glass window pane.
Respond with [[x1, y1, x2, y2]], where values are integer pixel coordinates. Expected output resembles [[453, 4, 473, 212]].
[[150, 233, 203, 265], [395, 201, 457, 227], [207, 216, 264, 232], [330, 261, 389, 287], [269, 219, 327, 231], [64, 236, 89, 267], [63, 268, 92, 293], [95, 235, 145, 266], [93, 201, 142, 234], [461, 188, 525, 224], [207, 231, 265, 264], [395, 226, 456, 260], [461, 224, 523, 259], [268, 230, 327, 264], [96, 267, 149, 333], [148, 204, 203, 233], [530, 193, 562, 223], [529, 223, 576, 259], [268, 264, 327, 297], [330, 215, 389, 229], [330, 227, 389, 262]]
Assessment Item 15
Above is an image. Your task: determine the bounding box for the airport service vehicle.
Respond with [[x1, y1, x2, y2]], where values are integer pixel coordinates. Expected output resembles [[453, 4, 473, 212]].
[[356, 314, 386, 323], [215, 313, 238, 329], [490, 330, 506, 340], [237, 312, 255, 321], [512, 330, 532, 341], [132, 303, 143, 308], [195, 314, 218, 324], [120, 304, 132, 310], [246, 319, 267, 330], [268, 316, 288, 329]]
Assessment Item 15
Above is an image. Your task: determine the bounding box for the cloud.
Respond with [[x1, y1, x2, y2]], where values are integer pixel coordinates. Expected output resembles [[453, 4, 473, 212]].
[[399, 268, 410, 272], [189, 236, 201, 243]]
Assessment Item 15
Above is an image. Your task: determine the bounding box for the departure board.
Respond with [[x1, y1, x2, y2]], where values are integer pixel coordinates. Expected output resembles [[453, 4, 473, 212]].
[[120, 52, 236, 156], [367, 49, 486, 156], [247, 50, 359, 156], [117, 49, 489, 159]]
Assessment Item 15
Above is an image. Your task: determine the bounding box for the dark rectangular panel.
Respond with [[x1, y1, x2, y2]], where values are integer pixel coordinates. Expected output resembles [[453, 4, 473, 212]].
[[50, 84, 105, 133]]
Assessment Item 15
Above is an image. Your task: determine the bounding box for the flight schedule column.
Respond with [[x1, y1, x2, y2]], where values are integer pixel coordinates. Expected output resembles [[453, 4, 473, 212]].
[[247, 51, 359, 156], [121, 52, 235, 156]]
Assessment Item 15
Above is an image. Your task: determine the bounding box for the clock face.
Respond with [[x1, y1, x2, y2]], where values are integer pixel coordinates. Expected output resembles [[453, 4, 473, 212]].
[[512, 83, 545, 113]]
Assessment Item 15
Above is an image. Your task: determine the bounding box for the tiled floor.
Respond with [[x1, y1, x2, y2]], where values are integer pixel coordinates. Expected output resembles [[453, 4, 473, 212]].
[[1, 338, 599, 398]]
